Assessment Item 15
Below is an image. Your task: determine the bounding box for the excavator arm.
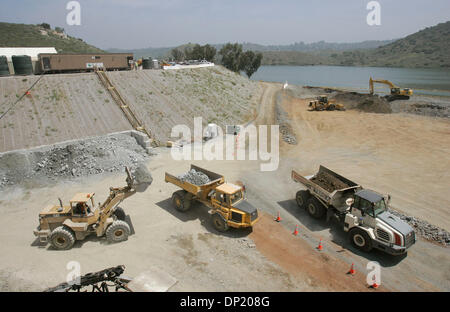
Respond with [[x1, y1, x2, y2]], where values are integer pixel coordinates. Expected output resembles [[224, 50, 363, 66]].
[[369, 77, 396, 94]]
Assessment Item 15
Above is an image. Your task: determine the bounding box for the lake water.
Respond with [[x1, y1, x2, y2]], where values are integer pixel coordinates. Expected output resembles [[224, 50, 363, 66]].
[[249, 65, 450, 97]]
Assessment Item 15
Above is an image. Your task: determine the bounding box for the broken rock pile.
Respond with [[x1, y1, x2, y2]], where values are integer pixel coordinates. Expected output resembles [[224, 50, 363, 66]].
[[178, 169, 211, 186], [0, 133, 150, 188], [389, 209, 450, 246]]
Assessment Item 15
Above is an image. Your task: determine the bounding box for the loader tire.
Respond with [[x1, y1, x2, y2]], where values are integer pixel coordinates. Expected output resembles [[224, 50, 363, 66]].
[[113, 206, 126, 221], [296, 190, 310, 209], [349, 228, 373, 252], [50, 226, 75, 250], [172, 190, 191, 212], [106, 220, 130, 243], [212, 213, 229, 232], [306, 197, 326, 219]]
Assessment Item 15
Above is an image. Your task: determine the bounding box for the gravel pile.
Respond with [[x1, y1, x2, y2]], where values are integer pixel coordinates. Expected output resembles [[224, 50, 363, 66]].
[[310, 172, 349, 192], [178, 169, 211, 186], [389, 209, 450, 246], [0, 133, 150, 188]]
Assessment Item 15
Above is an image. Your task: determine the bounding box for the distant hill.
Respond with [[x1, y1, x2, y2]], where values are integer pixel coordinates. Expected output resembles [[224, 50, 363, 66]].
[[0, 22, 104, 53], [261, 21, 450, 68], [107, 40, 394, 60], [239, 40, 395, 52]]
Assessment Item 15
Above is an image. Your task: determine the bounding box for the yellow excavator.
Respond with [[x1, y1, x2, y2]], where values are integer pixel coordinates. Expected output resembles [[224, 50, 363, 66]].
[[369, 77, 413, 101]]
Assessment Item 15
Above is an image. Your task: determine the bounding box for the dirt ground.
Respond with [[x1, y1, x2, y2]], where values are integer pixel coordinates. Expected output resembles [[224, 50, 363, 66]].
[[0, 81, 449, 292]]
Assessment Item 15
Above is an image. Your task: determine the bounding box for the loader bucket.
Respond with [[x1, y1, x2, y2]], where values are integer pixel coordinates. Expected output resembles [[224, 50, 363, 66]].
[[131, 164, 153, 192]]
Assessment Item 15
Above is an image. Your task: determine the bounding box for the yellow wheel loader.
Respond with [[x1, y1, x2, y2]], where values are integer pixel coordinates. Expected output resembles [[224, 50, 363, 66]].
[[308, 95, 345, 111], [33, 165, 152, 250]]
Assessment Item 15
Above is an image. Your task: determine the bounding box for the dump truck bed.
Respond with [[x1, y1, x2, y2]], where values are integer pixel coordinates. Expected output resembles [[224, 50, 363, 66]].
[[292, 166, 361, 209], [165, 165, 224, 198]]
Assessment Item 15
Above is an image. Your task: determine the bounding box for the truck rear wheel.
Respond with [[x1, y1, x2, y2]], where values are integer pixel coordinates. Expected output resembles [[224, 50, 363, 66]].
[[50, 226, 75, 250], [106, 220, 130, 243], [306, 197, 326, 219], [349, 228, 373, 252], [296, 190, 310, 209], [212, 213, 229, 232], [172, 190, 192, 212]]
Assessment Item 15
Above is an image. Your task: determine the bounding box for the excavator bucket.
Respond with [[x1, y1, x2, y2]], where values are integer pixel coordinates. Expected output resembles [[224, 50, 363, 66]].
[[129, 164, 153, 192]]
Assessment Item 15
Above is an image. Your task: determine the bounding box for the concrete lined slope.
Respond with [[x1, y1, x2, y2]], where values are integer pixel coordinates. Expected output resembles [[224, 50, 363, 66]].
[[106, 66, 261, 141], [0, 73, 131, 152]]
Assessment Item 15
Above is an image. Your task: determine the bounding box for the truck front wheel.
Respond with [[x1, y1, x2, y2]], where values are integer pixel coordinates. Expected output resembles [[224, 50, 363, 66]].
[[212, 213, 229, 232], [349, 228, 373, 252], [306, 197, 326, 219], [106, 220, 130, 243], [296, 190, 310, 209]]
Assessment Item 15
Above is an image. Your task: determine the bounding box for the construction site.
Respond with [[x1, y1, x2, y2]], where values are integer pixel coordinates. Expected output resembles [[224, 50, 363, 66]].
[[0, 64, 449, 292]]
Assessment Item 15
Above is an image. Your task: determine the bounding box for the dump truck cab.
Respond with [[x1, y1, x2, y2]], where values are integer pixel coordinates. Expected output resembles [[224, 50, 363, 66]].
[[211, 183, 258, 230], [344, 189, 416, 255]]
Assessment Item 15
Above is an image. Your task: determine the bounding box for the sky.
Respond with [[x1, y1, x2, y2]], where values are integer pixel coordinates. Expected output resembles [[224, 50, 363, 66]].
[[1, 0, 449, 49]]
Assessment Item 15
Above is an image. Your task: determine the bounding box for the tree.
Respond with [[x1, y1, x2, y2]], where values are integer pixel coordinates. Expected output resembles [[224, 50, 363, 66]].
[[39, 23, 51, 29], [55, 27, 65, 33], [171, 48, 184, 61], [203, 44, 216, 62], [219, 43, 244, 72], [239, 51, 263, 78], [184, 44, 216, 61]]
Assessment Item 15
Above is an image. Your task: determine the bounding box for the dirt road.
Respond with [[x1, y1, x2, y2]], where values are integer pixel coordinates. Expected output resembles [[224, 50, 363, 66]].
[[248, 86, 450, 291]]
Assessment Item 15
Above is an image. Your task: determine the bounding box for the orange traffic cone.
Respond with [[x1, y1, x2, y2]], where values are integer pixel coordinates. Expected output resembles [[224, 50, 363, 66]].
[[317, 239, 323, 251], [347, 263, 355, 275], [275, 211, 282, 222], [293, 225, 299, 236], [369, 276, 379, 289]]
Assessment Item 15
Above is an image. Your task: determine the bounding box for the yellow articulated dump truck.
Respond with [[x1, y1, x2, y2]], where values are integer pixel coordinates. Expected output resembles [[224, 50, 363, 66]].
[[33, 165, 152, 250], [165, 165, 259, 232]]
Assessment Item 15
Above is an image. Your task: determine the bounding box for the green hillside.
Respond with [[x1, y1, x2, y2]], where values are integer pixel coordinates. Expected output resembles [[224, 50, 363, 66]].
[[0, 22, 104, 53], [364, 21, 450, 68]]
